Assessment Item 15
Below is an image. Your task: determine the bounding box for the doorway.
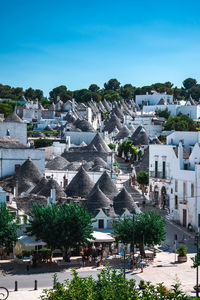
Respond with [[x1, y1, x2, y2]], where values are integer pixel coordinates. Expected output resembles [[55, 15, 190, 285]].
[[183, 209, 187, 227]]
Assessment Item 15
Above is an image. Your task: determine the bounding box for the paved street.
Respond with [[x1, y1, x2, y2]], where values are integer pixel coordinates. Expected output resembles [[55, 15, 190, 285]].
[[0, 267, 141, 291]]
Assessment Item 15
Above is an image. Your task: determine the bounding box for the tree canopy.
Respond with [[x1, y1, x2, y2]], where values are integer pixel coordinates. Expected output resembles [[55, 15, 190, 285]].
[[137, 171, 149, 186], [26, 203, 94, 253], [155, 108, 170, 119], [1, 77, 200, 105], [113, 211, 166, 256], [0, 202, 18, 253], [34, 138, 53, 148], [183, 78, 197, 90], [164, 113, 196, 131], [41, 267, 189, 300]]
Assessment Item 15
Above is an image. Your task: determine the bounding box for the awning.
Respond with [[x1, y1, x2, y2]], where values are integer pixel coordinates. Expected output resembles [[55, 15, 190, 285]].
[[18, 235, 46, 247], [88, 231, 115, 243]]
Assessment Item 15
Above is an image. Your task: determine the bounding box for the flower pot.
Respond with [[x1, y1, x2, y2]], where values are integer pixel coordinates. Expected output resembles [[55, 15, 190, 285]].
[[178, 255, 187, 263]]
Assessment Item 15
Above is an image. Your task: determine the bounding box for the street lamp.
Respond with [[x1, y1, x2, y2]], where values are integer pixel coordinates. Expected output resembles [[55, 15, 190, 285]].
[[195, 232, 200, 298]]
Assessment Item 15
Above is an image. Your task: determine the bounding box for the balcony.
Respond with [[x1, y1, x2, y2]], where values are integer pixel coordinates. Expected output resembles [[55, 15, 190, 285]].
[[150, 171, 167, 180]]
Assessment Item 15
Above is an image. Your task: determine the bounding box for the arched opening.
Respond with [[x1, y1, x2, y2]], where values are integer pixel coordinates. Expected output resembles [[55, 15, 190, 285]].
[[154, 185, 159, 204], [161, 186, 168, 208]]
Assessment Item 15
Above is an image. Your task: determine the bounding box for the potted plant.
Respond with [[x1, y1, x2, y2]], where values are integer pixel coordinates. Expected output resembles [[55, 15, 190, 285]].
[[139, 280, 146, 290], [177, 245, 187, 263]]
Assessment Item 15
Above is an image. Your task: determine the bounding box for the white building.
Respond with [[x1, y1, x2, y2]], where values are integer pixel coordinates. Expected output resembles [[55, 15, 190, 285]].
[[0, 112, 27, 145], [143, 103, 200, 119], [149, 131, 200, 230], [136, 92, 173, 106]]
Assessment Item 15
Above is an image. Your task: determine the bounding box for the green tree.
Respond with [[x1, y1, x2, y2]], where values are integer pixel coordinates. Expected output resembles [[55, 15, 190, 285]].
[[113, 215, 134, 245], [24, 88, 44, 101], [164, 113, 196, 131], [187, 84, 200, 101], [114, 211, 166, 257], [0, 103, 13, 117], [104, 78, 121, 91], [41, 266, 189, 300], [26, 203, 93, 257], [103, 90, 121, 102], [120, 84, 136, 100], [155, 108, 170, 119], [34, 138, 53, 148], [49, 85, 73, 102], [134, 210, 166, 256], [183, 78, 197, 90], [137, 171, 149, 195], [88, 84, 100, 93], [0, 202, 18, 253]]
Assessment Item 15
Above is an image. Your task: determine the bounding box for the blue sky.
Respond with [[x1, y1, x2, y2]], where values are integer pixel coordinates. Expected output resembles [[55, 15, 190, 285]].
[[1, 0, 200, 96]]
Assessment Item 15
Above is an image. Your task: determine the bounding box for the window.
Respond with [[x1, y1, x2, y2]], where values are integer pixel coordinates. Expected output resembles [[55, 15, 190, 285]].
[[183, 182, 186, 201], [199, 214, 200, 228], [191, 184, 194, 197], [171, 188, 173, 194], [162, 161, 166, 179], [98, 219, 104, 229], [175, 180, 178, 192], [175, 195, 178, 209], [155, 161, 158, 177], [171, 138, 173, 144], [184, 164, 188, 170]]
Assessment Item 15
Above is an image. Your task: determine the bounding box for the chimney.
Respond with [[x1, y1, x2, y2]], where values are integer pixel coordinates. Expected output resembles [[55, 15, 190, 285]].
[[50, 188, 56, 203], [72, 98, 75, 112], [14, 180, 18, 197], [178, 141, 184, 169]]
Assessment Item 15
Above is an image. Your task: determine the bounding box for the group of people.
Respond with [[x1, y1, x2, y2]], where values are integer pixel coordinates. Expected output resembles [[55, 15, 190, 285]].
[[81, 244, 106, 267], [130, 255, 145, 272]]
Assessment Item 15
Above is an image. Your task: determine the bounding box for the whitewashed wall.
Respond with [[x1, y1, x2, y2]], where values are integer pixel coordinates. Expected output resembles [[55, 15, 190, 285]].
[[0, 148, 45, 177]]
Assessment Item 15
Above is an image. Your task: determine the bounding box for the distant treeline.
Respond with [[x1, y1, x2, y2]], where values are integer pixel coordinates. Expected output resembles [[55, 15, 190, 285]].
[[0, 78, 200, 106]]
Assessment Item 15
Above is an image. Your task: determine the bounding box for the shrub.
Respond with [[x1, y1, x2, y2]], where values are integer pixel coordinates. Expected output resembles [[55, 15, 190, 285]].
[[22, 250, 31, 257], [108, 143, 115, 150], [40, 266, 190, 299], [16, 252, 23, 259], [177, 245, 187, 257]]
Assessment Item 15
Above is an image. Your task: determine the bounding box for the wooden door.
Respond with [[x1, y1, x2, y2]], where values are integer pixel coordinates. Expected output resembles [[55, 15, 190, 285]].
[[183, 209, 187, 227]]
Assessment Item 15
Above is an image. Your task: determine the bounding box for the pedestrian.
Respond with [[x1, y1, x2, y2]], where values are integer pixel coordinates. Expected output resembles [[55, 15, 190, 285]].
[[82, 255, 86, 267], [132, 256, 137, 271], [89, 255, 92, 264], [30, 253, 33, 266]]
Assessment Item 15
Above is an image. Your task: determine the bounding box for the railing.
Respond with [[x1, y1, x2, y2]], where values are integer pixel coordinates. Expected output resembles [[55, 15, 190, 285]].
[[150, 171, 167, 179]]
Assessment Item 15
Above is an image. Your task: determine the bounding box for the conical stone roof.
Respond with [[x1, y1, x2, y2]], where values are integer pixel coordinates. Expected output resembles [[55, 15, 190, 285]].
[[15, 158, 43, 194], [31, 177, 48, 195], [89, 171, 118, 200], [74, 119, 95, 132], [65, 166, 94, 198], [131, 126, 149, 146], [86, 185, 112, 214], [93, 157, 107, 168], [46, 156, 69, 170], [104, 114, 122, 134], [115, 125, 131, 140], [88, 133, 110, 153], [5, 112, 24, 123], [38, 178, 66, 200], [16, 158, 43, 184], [113, 187, 139, 216]]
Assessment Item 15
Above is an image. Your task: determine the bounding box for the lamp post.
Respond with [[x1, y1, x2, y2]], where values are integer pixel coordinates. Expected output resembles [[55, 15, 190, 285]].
[[132, 214, 135, 257], [195, 232, 200, 298], [123, 245, 126, 278]]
